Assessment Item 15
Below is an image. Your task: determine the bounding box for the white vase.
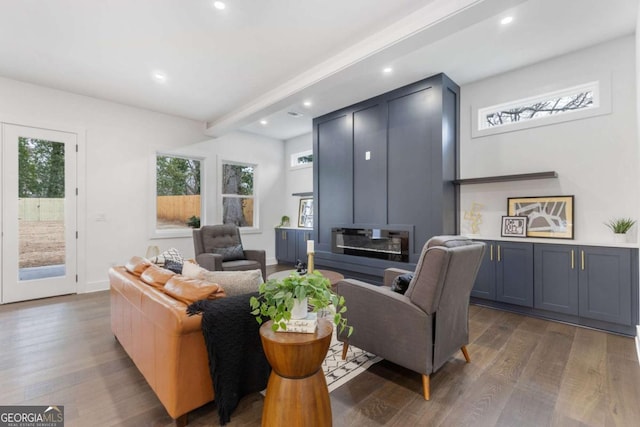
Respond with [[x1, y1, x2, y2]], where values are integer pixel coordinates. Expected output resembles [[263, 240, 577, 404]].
[[291, 297, 308, 319], [613, 233, 628, 244]]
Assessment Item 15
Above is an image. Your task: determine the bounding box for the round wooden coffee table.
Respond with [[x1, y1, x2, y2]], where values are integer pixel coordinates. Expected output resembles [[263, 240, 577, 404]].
[[260, 319, 333, 427], [268, 269, 344, 286]]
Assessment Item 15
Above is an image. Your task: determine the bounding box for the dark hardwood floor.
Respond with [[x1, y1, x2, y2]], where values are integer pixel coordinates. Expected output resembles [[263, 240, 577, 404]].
[[1, 267, 639, 426]]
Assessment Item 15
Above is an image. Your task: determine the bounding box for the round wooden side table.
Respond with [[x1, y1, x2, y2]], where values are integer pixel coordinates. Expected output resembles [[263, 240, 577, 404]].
[[259, 318, 333, 427]]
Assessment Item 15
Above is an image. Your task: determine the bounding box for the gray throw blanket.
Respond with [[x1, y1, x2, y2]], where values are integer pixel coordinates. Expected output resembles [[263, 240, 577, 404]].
[[187, 293, 271, 425]]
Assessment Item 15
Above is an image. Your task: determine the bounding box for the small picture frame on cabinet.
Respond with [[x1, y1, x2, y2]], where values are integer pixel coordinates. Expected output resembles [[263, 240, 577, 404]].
[[501, 216, 528, 238]]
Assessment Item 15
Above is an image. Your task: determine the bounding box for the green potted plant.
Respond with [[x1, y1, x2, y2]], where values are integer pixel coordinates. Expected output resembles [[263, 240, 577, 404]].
[[605, 217, 636, 243], [250, 271, 353, 336], [277, 215, 290, 227]]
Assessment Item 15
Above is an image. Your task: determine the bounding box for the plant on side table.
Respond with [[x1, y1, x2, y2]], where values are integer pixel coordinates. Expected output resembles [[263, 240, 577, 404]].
[[250, 270, 353, 336]]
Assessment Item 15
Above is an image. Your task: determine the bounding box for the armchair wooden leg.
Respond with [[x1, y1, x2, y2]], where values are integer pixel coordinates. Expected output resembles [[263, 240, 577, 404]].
[[461, 346, 471, 363], [422, 374, 430, 400], [341, 342, 349, 360]]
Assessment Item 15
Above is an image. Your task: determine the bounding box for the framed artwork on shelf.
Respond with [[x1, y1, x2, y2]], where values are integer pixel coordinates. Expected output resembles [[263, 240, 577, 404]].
[[298, 198, 314, 228], [507, 195, 574, 239], [501, 216, 527, 237]]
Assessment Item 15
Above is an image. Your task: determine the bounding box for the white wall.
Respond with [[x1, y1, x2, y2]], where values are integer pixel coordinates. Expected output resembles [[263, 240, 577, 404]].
[[173, 131, 286, 265], [459, 35, 638, 244], [0, 76, 207, 293], [284, 133, 313, 226]]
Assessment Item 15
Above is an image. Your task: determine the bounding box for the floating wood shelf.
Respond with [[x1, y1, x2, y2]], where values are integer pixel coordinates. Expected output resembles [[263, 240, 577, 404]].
[[292, 192, 313, 197], [453, 171, 558, 185]]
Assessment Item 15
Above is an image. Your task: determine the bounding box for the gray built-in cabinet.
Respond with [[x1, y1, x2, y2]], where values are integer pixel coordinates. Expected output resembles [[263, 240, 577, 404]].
[[472, 241, 534, 307], [312, 73, 459, 280], [275, 228, 313, 265], [472, 240, 639, 336]]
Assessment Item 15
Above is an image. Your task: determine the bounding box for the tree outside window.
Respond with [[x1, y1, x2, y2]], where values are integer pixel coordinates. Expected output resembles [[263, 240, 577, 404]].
[[156, 155, 201, 230], [221, 162, 255, 227]]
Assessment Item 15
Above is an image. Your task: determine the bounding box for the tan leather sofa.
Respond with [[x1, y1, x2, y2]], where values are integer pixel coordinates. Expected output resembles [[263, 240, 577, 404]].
[[109, 264, 215, 426]]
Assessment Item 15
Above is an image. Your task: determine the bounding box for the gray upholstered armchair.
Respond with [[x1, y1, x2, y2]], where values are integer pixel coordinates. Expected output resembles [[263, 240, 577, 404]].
[[336, 235, 485, 400], [193, 224, 267, 281]]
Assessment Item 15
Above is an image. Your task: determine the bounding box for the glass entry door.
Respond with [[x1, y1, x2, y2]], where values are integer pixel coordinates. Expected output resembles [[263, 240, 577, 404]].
[[2, 124, 77, 303]]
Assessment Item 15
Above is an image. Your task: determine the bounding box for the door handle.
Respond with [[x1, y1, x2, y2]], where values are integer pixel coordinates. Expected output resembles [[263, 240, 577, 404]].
[[571, 249, 575, 269], [497, 245, 501, 262], [490, 244, 494, 261], [581, 250, 585, 270]]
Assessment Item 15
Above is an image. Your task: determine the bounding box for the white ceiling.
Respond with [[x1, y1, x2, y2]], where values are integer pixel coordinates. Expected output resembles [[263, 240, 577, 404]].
[[0, 0, 637, 141]]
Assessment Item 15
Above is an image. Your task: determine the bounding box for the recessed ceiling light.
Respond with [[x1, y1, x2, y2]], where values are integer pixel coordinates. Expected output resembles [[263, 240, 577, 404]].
[[260, 119, 268, 125], [303, 100, 312, 108], [152, 71, 167, 83], [383, 67, 393, 74], [500, 16, 513, 25], [213, 1, 226, 10]]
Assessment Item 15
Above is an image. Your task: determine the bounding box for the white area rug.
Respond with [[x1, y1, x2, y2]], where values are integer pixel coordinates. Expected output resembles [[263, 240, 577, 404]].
[[323, 331, 382, 392]]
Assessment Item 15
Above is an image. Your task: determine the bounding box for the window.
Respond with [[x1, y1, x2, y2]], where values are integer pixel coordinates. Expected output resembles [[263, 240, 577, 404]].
[[473, 80, 609, 137], [291, 150, 313, 169], [221, 161, 256, 228], [155, 154, 201, 231]]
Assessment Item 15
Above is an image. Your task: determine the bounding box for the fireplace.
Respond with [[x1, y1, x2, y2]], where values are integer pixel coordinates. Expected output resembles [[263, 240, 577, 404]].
[[331, 227, 409, 262]]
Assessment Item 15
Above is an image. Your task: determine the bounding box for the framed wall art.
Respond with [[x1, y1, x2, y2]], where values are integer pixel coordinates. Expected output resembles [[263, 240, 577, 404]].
[[507, 195, 574, 239], [298, 198, 314, 228], [501, 216, 527, 237]]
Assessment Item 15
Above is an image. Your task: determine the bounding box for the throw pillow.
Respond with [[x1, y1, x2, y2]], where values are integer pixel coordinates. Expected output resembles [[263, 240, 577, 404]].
[[164, 260, 184, 274], [149, 247, 184, 266], [125, 256, 152, 277], [199, 269, 263, 297], [140, 264, 176, 288], [163, 276, 226, 305], [391, 273, 413, 294], [182, 260, 208, 279], [212, 244, 245, 262]]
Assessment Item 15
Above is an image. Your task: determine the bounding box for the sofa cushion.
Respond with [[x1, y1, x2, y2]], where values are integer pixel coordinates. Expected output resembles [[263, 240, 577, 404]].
[[199, 269, 263, 297], [125, 256, 152, 276], [140, 264, 176, 288], [164, 260, 184, 274], [390, 273, 413, 294], [212, 244, 245, 261], [149, 247, 184, 266], [163, 276, 226, 305], [182, 260, 208, 279]]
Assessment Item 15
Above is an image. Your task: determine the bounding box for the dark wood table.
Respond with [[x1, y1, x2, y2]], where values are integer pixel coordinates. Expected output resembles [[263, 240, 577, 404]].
[[259, 319, 333, 427], [267, 269, 344, 286]]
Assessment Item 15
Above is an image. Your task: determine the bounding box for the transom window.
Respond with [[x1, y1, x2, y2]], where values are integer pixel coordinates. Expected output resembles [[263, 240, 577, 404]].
[[290, 150, 313, 169], [477, 81, 599, 131], [221, 161, 256, 228]]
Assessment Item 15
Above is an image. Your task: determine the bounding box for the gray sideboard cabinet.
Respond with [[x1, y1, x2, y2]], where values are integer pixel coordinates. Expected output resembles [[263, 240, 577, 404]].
[[275, 228, 313, 265], [471, 240, 534, 307], [579, 245, 634, 326], [275, 228, 297, 264], [474, 240, 638, 335], [534, 244, 579, 315]]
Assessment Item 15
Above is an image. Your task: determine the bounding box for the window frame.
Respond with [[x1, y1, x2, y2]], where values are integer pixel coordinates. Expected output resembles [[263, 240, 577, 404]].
[[472, 77, 611, 138], [218, 158, 259, 233], [152, 152, 205, 239], [290, 149, 313, 169]]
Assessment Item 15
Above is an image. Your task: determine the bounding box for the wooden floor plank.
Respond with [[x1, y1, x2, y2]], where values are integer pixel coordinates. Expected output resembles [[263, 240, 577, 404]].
[[1, 282, 639, 427]]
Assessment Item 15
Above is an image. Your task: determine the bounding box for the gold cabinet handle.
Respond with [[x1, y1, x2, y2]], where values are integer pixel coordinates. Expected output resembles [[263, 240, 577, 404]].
[[283, 231, 287, 241], [571, 249, 575, 270], [497, 245, 501, 262], [581, 250, 585, 270], [490, 244, 494, 261]]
